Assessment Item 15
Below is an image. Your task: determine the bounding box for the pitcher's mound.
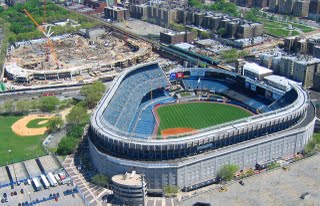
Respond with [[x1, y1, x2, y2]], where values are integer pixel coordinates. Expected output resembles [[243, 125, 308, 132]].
[[161, 128, 196, 138]]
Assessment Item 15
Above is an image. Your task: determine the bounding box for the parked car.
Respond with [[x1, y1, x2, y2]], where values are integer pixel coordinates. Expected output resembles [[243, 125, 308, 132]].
[[239, 180, 245, 186], [300, 192, 310, 200], [219, 186, 228, 192]]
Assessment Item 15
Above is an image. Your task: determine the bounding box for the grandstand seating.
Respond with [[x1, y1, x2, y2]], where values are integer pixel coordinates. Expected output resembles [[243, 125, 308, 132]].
[[182, 78, 276, 113], [102, 64, 169, 133], [130, 96, 175, 137], [268, 89, 298, 111], [182, 79, 231, 93]]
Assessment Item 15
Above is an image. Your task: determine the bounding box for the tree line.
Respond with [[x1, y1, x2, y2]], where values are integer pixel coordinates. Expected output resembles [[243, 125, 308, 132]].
[[0, 0, 101, 42], [56, 81, 106, 155]]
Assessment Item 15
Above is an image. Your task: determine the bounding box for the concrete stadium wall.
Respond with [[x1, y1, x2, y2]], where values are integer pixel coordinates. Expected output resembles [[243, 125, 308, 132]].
[[89, 112, 315, 190]]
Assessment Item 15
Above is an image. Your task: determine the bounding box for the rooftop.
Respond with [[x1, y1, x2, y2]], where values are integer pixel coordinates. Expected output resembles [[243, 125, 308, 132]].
[[196, 39, 217, 46], [243, 62, 273, 75], [112, 171, 143, 186], [264, 75, 290, 89], [174, 43, 194, 50]]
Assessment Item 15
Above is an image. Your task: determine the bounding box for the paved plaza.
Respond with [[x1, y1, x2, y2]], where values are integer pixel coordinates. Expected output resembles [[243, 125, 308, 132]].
[[182, 154, 320, 206]]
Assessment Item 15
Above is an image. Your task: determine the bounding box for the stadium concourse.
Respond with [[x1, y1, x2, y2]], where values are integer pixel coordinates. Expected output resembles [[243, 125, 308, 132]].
[[88, 62, 315, 193]]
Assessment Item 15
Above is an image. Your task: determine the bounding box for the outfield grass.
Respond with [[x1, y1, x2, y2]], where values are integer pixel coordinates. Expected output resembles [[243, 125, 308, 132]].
[[156, 102, 252, 134], [26, 118, 50, 128], [0, 115, 46, 166]]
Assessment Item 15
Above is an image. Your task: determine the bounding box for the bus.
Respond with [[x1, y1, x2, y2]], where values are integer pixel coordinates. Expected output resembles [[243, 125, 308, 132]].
[[47, 172, 58, 187], [32, 177, 42, 191], [54, 174, 62, 184], [40, 175, 50, 189]]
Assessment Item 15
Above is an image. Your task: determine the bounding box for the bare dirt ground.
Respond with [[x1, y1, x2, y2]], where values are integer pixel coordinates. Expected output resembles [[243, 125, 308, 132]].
[[161, 128, 196, 139], [11, 114, 53, 136], [11, 107, 72, 137]]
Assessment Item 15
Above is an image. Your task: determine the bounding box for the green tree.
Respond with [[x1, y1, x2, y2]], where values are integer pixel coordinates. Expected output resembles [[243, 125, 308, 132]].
[[169, 22, 185, 32], [217, 28, 226, 37], [200, 31, 210, 39], [221, 49, 238, 61], [30, 99, 39, 111], [304, 133, 320, 154], [91, 174, 109, 188], [66, 106, 89, 125], [67, 124, 84, 138], [16, 100, 30, 114], [270, 15, 276, 21], [56, 136, 78, 155], [3, 100, 14, 113], [47, 116, 64, 133], [39, 96, 60, 112], [80, 81, 106, 109], [238, 50, 249, 59], [163, 185, 179, 197], [217, 164, 239, 181], [188, 0, 202, 8]]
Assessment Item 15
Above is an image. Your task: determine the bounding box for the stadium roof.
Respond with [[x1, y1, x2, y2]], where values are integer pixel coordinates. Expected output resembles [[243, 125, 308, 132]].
[[264, 75, 291, 91], [243, 62, 273, 75]]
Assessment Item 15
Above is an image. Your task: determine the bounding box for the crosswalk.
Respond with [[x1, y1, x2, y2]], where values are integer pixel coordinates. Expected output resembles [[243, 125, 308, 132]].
[[146, 197, 179, 206]]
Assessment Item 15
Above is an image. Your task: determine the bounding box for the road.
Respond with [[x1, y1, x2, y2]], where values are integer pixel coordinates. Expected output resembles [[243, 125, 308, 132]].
[[245, 28, 320, 53], [0, 82, 111, 103]]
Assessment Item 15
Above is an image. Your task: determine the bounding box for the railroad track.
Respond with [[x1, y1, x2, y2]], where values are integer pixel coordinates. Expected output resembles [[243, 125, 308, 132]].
[[57, 5, 158, 47], [57, 5, 221, 68]]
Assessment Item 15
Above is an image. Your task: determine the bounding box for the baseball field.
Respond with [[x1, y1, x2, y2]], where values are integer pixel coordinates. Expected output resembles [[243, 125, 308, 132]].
[[155, 102, 253, 137], [0, 115, 46, 166]]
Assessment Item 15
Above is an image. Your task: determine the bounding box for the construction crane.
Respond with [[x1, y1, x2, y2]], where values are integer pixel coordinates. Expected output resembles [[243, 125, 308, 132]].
[[23, 9, 60, 68]]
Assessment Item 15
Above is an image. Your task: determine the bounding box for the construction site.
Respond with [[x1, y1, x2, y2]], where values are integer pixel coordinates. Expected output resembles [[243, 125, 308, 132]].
[[4, 31, 157, 86]]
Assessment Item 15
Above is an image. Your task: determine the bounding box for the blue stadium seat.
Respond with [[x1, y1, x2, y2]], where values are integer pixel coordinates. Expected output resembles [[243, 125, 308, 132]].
[[102, 64, 170, 138]]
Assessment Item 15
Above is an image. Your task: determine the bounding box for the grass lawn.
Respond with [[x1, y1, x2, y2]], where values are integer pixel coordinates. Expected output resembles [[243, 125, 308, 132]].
[[257, 18, 315, 37], [26, 118, 50, 128], [156, 102, 252, 134], [0, 115, 46, 166]]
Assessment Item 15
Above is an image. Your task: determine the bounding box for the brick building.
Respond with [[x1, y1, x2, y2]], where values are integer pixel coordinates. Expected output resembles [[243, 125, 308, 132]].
[[253, 0, 268, 8], [236, 23, 264, 39], [104, 6, 129, 22], [293, 0, 310, 17], [309, 0, 320, 21], [312, 72, 320, 91], [160, 31, 195, 45], [269, 0, 279, 11]]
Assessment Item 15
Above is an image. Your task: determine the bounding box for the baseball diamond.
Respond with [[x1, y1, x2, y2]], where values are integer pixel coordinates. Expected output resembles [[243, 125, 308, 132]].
[[88, 62, 315, 192]]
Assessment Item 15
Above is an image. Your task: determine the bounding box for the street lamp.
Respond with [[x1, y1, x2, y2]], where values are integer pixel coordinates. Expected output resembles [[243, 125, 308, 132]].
[[28, 192, 31, 203], [8, 150, 18, 184]]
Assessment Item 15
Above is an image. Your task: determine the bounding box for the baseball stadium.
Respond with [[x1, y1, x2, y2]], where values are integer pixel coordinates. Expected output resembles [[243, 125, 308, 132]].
[[88, 62, 316, 192]]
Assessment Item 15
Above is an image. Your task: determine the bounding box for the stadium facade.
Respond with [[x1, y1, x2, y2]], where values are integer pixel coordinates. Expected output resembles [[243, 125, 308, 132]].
[[88, 62, 316, 191]]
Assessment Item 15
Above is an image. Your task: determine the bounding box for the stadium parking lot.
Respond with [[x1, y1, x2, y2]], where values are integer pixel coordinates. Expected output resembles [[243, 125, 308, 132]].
[[182, 154, 320, 206], [0, 181, 84, 206]]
